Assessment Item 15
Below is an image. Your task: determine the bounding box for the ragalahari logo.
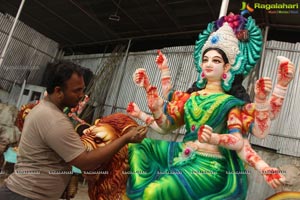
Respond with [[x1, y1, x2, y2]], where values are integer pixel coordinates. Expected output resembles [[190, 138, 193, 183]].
[[241, 1, 299, 14], [240, 1, 254, 16]]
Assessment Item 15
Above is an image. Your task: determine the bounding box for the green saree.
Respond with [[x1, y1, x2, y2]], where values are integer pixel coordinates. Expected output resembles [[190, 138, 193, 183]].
[[127, 93, 248, 200]]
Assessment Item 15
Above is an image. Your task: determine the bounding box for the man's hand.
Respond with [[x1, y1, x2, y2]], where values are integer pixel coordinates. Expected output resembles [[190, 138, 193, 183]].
[[125, 126, 148, 143]]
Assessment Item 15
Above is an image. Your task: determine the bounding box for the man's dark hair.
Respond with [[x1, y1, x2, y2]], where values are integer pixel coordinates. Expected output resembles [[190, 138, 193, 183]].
[[45, 60, 84, 94]]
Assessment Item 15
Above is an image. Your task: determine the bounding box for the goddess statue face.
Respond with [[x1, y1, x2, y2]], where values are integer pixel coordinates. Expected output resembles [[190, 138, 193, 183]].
[[201, 50, 230, 82]]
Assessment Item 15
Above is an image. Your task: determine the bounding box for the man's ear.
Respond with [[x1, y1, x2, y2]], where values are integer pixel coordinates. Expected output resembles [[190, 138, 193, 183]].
[[224, 63, 231, 73], [54, 86, 61, 93], [54, 86, 64, 98]]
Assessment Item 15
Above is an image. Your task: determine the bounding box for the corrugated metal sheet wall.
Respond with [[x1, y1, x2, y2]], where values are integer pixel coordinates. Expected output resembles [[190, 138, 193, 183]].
[[0, 13, 59, 92], [66, 46, 199, 116]]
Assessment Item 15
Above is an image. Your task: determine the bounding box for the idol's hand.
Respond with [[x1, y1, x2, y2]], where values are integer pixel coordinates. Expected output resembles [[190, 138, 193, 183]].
[[197, 125, 212, 143], [146, 86, 164, 111], [156, 50, 168, 70], [156, 50, 172, 99], [262, 167, 286, 190], [127, 102, 141, 119], [77, 95, 90, 114], [133, 68, 150, 90], [277, 56, 295, 87], [255, 77, 272, 102]]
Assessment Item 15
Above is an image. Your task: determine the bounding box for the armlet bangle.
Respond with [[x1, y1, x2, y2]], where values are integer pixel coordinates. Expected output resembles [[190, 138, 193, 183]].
[[161, 70, 170, 77], [273, 84, 287, 98], [228, 128, 241, 134], [255, 102, 269, 111]]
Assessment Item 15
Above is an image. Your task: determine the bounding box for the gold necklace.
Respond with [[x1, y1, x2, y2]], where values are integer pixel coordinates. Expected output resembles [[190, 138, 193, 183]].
[[203, 82, 224, 93]]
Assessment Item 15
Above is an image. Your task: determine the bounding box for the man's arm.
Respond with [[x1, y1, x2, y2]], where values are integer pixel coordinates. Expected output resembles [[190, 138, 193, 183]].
[[68, 126, 147, 171]]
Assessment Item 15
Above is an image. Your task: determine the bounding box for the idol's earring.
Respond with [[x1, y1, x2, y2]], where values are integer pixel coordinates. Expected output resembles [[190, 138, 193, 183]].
[[221, 71, 234, 91], [222, 64, 231, 81], [197, 71, 207, 89], [201, 71, 206, 79], [222, 73, 228, 80]]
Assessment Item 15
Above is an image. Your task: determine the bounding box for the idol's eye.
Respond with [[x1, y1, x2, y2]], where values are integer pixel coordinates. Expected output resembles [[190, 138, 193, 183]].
[[213, 59, 221, 63], [94, 137, 103, 144]]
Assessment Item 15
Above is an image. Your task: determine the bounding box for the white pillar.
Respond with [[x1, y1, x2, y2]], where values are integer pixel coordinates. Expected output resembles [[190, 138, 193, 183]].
[[16, 79, 26, 108], [0, 0, 26, 67], [218, 0, 229, 18]]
